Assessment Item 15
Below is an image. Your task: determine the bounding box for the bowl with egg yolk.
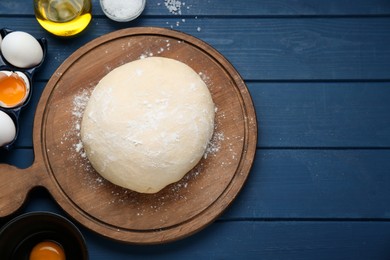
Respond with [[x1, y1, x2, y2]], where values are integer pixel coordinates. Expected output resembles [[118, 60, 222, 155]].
[[0, 212, 88, 260]]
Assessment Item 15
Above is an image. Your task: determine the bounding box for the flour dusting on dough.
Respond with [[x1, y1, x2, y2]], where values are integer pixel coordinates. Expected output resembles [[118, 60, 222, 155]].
[[59, 60, 234, 211]]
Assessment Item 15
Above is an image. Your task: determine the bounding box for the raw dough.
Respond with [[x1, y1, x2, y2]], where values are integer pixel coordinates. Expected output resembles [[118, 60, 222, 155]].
[[81, 57, 215, 193]]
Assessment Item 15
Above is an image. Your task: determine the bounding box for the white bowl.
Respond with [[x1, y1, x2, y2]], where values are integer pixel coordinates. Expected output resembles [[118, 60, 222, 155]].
[[100, 0, 146, 22]]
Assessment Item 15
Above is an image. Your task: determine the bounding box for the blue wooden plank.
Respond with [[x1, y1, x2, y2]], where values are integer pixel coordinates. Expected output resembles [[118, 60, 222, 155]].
[[82, 221, 390, 260], [1, 0, 390, 16], [12, 81, 390, 148], [224, 149, 390, 220], [143, 0, 390, 16], [0, 149, 34, 168], [2, 149, 390, 219], [1, 17, 390, 81], [6, 195, 390, 260], [9, 189, 390, 259], [251, 82, 390, 148], [1, 1, 389, 259]]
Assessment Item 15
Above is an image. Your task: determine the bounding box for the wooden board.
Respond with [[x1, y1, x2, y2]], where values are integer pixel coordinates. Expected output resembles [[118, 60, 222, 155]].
[[0, 27, 257, 244]]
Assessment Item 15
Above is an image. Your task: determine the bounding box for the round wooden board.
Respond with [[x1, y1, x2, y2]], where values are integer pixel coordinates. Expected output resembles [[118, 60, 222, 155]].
[[1, 27, 257, 244]]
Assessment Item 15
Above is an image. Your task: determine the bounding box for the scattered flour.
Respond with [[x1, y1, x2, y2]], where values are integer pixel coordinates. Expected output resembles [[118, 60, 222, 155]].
[[70, 89, 91, 159], [139, 39, 174, 59], [157, 0, 203, 32], [72, 90, 89, 119], [204, 131, 224, 159], [164, 0, 185, 15]]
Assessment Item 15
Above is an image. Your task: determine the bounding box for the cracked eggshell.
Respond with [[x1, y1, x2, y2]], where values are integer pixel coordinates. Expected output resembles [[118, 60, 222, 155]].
[[1, 31, 43, 68], [0, 70, 31, 108]]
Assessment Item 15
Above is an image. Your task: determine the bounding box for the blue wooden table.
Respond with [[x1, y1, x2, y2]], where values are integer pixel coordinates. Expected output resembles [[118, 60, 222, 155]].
[[1, 0, 390, 259]]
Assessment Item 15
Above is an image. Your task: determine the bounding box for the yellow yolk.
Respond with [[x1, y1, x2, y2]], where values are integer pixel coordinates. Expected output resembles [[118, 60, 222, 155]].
[[0, 72, 27, 107], [29, 241, 66, 260]]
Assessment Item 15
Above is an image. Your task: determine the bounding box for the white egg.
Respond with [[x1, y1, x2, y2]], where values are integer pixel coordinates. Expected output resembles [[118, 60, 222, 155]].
[[1, 31, 43, 69], [0, 110, 16, 147]]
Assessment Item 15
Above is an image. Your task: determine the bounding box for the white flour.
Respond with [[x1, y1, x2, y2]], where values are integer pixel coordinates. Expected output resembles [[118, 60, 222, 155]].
[[164, 0, 186, 15], [101, 0, 144, 20]]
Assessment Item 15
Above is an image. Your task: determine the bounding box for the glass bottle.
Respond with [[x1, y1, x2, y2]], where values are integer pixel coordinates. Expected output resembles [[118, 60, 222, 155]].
[[33, 0, 92, 37]]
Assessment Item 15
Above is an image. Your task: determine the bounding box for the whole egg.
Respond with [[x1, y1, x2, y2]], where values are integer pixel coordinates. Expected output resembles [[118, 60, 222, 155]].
[[0, 110, 16, 147], [1, 31, 43, 68]]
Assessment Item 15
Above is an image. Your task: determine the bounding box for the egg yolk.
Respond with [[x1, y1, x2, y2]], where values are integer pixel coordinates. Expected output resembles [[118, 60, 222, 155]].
[[0, 72, 27, 108], [29, 241, 66, 260]]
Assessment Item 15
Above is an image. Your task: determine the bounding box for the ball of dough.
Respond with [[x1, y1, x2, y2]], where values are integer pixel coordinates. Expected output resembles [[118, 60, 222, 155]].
[[81, 57, 215, 193]]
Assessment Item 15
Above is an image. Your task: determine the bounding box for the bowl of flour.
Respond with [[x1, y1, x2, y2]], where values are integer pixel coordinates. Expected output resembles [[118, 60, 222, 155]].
[[100, 0, 146, 22]]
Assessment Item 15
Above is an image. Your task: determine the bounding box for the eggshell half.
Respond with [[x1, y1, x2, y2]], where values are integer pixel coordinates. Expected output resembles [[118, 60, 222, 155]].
[[0, 70, 31, 108]]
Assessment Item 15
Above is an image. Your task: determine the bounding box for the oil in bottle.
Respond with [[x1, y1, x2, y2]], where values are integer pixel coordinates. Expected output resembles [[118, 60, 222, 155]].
[[34, 0, 92, 37]]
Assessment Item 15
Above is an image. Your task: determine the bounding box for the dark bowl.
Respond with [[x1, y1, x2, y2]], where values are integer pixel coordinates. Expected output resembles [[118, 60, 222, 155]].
[[0, 212, 88, 260]]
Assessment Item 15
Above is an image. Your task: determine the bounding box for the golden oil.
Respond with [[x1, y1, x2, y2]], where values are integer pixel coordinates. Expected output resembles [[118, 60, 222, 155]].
[[34, 0, 92, 37]]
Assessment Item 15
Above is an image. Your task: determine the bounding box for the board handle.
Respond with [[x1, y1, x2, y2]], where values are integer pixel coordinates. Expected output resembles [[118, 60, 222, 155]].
[[0, 162, 44, 217]]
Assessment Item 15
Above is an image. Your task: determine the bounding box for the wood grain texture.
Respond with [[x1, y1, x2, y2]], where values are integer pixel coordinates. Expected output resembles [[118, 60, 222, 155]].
[[1, 17, 390, 81], [14, 189, 390, 259], [1, 0, 390, 258], [226, 150, 390, 219], [3, 149, 390, 220], [0, 28, 257, 244], [12, 81, 390, 148], [251, 82, 390, 148], [84, 221, 390, 260], [1, 0, 390, 16]]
